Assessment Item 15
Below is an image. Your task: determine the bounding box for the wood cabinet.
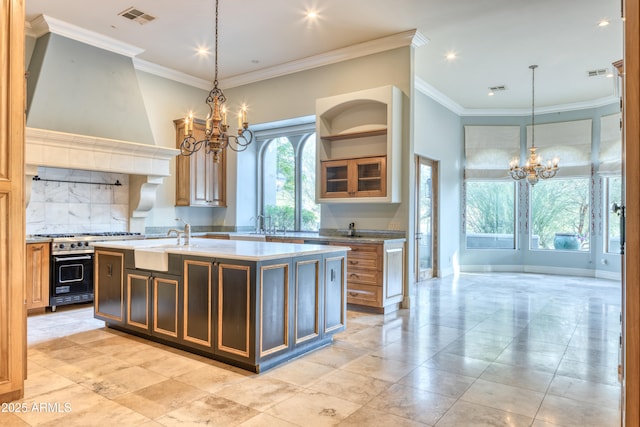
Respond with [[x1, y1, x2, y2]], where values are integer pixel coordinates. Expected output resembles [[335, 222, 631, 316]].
[[332, 240, 404, 313], [175, 118, 226, 207], [316, 85, 402, 203], [321, 156, 386, 198], [25, 242, 50, 312]]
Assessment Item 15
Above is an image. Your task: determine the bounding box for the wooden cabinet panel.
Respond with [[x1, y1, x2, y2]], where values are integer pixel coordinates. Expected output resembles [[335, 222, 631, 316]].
[[384, 245, 404, 300], [324, 255, 346, 333], [346, 283, 382, 306], [184, 260, 213, 348], [95, 251, 124, 323], [127, 272, 150, 331], [294, 258, 320, 343], [175, 118, 226, 207], [217, 263, 252, 359], [153, 276, 180, 340], [25, 243, 50, 311], [259, 263, 289, 357]]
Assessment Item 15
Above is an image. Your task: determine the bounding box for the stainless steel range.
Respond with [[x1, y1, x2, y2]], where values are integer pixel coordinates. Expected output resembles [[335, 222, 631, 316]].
[[32, 232, 145, 310]]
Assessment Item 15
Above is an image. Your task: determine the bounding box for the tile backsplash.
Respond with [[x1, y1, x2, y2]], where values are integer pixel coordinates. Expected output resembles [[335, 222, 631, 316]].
[[26, 167, 129, 234]]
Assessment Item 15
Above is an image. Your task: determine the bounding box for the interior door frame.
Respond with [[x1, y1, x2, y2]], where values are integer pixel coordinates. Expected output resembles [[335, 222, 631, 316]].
[[414, 155, 438, 281]]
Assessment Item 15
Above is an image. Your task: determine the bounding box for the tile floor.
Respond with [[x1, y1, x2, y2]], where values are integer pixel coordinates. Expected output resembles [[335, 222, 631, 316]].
[[1, 272, 621, 426]]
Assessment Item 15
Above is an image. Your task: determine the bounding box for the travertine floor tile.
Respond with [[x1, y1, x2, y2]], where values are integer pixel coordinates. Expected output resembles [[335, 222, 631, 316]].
[[266, 389, 361, 426], [19, 273, 620, 427]]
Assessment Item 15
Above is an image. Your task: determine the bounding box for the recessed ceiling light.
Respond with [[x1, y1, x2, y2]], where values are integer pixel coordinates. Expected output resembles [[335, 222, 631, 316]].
[[195, 46, 210, 57], [598, 19, 610, 27], [446, 52, 456, 60], [488, 91, 494, 96], [306, 10, 319, 19]]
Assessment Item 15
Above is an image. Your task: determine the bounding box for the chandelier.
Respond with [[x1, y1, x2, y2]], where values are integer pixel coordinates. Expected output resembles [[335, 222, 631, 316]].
[[179, 0, 253, 162], [508, 65, 559, 186]]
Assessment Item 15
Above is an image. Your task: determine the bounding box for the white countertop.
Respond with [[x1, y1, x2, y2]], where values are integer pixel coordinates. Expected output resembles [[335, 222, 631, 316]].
[[92, 237, 350, 262]]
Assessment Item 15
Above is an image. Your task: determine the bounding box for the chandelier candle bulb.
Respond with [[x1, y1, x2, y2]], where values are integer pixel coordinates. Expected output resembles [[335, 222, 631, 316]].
[[238, 112, 243, 130]]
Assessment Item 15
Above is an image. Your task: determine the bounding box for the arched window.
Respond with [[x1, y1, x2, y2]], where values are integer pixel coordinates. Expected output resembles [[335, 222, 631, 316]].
[[258, 123, 320, 232]]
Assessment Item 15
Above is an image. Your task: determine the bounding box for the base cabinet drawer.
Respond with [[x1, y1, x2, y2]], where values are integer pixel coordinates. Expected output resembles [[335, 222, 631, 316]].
[[347, 269, 379, 285], [347, 283, 382, 306]]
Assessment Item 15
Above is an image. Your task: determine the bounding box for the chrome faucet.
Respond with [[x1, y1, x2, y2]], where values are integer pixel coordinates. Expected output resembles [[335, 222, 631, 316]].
[[167, 228, 183, 245], [175, 217, 191, 245], [256, 214, 272, 234]]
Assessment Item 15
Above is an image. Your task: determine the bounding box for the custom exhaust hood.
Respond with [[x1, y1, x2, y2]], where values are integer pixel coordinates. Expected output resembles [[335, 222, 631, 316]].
[[25, 16, 179, 231]]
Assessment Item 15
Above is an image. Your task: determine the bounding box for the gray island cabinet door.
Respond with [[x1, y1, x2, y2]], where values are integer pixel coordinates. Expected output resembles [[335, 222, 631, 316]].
[[258, 259, 293, 359], [294, 256, 322, 345], [151, 272, 182, 343], [183, 258, 214, 349], [324, 253, 346, 333], [125, 269, 151, 333], [215, 259, 255, 364], [95, 250, 125, 324]]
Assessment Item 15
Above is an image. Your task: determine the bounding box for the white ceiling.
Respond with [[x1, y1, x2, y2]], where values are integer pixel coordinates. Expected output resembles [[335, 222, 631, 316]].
[[24, 0, 623, 112]]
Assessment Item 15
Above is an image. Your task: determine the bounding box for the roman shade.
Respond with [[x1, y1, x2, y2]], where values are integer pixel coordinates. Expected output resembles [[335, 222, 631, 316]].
[[464, 125, 520, 179], [599, 113, 622, 174], [526, 119, 592, 177]]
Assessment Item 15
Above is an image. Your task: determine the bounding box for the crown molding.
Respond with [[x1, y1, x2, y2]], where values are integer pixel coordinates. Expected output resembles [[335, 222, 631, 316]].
[[415, 76, 619, 117], [222, 29, 428, 89], [414, 77, 465, 115], [133, 58, 212, 90], [28, 14, 145, 57]]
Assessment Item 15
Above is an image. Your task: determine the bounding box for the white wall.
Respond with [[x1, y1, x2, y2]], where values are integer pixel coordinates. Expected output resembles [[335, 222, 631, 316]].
[[413, 91, 464, 278]]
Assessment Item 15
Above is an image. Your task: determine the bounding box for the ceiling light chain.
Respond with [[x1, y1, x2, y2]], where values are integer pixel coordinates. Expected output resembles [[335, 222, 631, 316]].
[[179, 0, 253, 162], [508, 65, 559, 186]]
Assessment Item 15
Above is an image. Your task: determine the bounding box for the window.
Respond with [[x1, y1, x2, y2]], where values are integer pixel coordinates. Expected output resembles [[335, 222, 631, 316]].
[[530, 178, 590, 251], [259, 124, 320, 232], [465, 181, 516, 249], [463, 125, 520, 249], [604, 176, 622, 254]]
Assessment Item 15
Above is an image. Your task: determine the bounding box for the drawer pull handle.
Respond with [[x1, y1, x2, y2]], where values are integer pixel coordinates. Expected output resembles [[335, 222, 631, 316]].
[[350, 273, 358, 278], [348, 292, 359, 297], [349, 261, 359, 265]]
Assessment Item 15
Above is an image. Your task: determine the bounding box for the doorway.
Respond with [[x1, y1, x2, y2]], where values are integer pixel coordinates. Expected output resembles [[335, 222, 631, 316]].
[[415, 156, 438, 281]]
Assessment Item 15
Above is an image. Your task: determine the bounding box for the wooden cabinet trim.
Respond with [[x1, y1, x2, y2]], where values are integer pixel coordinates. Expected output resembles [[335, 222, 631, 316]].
[[95, 250, 125, 322]]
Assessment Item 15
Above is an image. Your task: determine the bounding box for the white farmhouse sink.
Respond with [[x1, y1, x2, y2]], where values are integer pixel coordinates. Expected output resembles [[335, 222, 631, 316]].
[[134, 247, 169, 271]]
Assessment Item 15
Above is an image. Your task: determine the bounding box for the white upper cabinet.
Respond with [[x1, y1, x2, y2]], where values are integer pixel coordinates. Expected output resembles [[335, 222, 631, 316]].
[[316, 85, 402, 203]]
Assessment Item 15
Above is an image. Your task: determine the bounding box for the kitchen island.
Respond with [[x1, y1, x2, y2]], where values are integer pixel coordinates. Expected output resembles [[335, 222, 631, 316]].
[[92, 238, 348, 372]]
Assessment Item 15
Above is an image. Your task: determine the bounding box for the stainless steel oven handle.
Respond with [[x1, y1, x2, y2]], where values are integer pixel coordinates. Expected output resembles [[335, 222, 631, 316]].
[[54, 255, 93, 262]]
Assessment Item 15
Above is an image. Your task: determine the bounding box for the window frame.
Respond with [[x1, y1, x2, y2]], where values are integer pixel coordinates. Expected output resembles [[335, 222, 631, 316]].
[[256, 122, 319, 232]]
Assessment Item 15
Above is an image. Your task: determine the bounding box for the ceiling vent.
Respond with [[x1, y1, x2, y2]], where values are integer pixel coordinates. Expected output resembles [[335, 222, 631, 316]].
[[118, 7, 156, 25], [587, 68, 608, 77], [488, 85, 507, 91]]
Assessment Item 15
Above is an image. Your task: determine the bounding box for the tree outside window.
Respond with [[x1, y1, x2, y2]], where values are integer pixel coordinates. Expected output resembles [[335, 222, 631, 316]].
[[530, 178, 590, 251], [465, 181, 516, 249]]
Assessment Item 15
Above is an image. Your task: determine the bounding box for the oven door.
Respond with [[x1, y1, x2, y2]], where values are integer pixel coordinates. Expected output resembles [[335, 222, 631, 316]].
[[51, 254, 94, 297]]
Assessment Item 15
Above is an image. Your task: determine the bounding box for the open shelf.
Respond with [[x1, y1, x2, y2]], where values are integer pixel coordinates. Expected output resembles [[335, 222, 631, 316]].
[[321, 128, 387, 141]]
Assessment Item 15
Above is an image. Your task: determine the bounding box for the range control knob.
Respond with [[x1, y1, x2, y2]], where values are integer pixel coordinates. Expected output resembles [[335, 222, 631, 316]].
[[59, 243, 65, 249], [70, 243, 76, 249]]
